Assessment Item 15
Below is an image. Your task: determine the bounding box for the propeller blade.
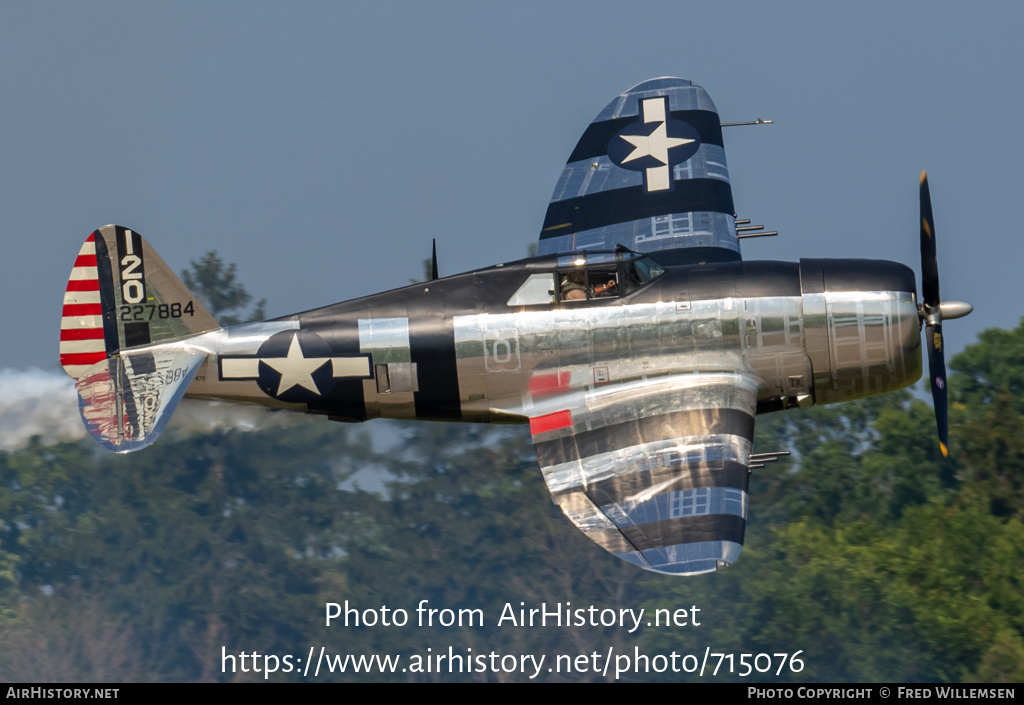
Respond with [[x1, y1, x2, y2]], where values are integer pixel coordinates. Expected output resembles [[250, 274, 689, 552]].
[[431, 239, 439, 280], [926, 321, 949, 457], [920, 171, 950, 457], [920, 171, 940, 308]]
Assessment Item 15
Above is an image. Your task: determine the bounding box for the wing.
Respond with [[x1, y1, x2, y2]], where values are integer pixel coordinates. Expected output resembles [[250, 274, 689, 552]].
[[529, 372, 759, 575], [537, 77, 739, 265]]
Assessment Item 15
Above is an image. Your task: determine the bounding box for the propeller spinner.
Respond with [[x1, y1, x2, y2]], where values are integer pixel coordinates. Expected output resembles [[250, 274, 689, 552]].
[[919, 172, 973, 457]]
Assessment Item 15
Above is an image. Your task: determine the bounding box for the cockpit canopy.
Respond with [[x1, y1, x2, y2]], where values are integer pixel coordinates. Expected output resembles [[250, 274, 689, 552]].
[[507, 250, 666, 307]]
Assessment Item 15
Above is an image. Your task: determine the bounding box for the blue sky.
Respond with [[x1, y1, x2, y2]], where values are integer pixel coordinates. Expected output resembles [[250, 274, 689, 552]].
[[2, 1, 1019, 371]]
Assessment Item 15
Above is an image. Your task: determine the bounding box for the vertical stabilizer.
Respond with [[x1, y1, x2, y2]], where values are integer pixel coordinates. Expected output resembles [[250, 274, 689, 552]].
[[60, 225, 219, 378]]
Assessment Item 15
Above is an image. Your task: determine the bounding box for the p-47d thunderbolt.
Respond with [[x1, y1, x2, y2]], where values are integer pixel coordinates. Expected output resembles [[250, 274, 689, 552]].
[[60, 78, 971, 576]]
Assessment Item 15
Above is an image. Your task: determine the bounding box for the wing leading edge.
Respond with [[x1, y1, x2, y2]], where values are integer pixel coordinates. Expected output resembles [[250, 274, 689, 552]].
[[529, 372, 759, 575]]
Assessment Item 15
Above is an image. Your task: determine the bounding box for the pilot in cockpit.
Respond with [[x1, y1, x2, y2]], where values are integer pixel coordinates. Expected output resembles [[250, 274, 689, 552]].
[[560, 269, 618, 300], [561, 269, 588, 300]]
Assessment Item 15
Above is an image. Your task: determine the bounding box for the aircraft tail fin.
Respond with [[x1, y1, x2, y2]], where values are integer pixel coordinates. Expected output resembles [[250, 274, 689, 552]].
[[61, 225, 223, 452], [60, 225, 220, 379]]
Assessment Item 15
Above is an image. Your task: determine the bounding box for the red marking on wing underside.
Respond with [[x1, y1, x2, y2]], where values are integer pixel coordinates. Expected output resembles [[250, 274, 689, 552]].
[[530, 410, 573, 435], [528, 371, 571, 397], [65, 279, 100, 291]]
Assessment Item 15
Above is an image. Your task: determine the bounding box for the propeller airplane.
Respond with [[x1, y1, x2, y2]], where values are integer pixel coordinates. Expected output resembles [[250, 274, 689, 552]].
[[60, 78, 971, 575]]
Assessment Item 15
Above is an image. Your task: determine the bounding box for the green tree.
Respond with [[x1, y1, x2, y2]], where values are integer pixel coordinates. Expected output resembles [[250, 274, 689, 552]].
[[181, 251, 267, 326], [747, 389, 955, 529], [950, 316, 1024, 417], [956, 389, 1024, 518], [0, 421, 378, 681], [725, 501, 1024, 682], [949, 317, 1024, 517]]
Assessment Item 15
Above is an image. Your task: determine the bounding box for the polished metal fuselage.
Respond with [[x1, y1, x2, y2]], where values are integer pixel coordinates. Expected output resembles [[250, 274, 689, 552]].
[[184, 257, 922, 421]]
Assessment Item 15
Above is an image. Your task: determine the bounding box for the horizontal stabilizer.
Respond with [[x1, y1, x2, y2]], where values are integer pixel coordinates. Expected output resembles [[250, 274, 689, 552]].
[[76, 346, 208, 453]]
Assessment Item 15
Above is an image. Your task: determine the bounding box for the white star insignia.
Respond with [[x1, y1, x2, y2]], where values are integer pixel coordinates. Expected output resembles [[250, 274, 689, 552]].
[[218, 331, 373, 395], [261, 334, 330, 396], [618, 97, 696, 192], [620, 121, 694, 166]]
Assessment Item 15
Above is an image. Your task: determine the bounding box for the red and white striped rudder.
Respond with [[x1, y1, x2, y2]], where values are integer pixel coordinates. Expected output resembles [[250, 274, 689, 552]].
[[60, 232, 108, 378]]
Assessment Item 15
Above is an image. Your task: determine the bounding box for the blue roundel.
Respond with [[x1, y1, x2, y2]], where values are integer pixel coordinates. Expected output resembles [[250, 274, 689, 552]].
[[255, 329, 337, 403]]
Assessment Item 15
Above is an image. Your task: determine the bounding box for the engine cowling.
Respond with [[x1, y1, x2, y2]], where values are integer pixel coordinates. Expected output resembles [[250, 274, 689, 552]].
[[800, 259, 922, 405]]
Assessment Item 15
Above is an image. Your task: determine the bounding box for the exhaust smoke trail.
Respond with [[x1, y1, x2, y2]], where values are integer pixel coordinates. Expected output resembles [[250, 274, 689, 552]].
[[0, 369, 298, 452]]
